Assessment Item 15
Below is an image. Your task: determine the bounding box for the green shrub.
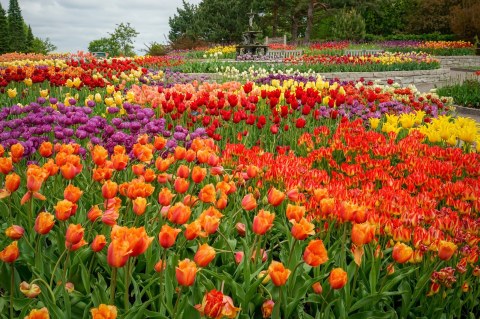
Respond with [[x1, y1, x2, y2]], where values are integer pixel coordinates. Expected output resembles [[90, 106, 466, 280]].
[[144, 42, 170, 56], [437, 79, 480, 108], [330, 8, 366, 41]]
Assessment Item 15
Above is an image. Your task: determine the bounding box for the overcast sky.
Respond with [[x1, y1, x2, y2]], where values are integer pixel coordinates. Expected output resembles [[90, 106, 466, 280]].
[[0, 0, 202, 53]]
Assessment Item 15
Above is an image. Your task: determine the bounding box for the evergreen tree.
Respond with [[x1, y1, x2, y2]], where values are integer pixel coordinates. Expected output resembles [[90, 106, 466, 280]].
[[7, 0, 26, 52], [26, 24, 34, 52], [0, 3, 8, 54]]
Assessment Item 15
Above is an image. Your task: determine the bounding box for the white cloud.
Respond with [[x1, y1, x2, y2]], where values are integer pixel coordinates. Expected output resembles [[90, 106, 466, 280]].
[[0, 0, 202, 53]]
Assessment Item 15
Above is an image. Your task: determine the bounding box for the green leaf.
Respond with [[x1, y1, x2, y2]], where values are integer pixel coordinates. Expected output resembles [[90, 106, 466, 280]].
[[349, 291, 406, 313], [348, 310, 397, 319]]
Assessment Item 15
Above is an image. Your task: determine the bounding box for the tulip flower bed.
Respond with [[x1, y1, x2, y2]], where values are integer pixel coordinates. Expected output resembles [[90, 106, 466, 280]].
[[0, 54, 480, 319], [178, 52, 440, 74]]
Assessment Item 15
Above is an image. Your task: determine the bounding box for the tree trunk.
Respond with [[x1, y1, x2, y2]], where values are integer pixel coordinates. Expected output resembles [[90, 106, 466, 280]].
[[272, 2, 278, 37], [291, 16, 298, 45], [305, 0, 314, 44]]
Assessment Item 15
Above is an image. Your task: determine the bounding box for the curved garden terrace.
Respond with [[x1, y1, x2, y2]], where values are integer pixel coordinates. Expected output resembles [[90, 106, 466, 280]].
[[0, 47, 479, 319]]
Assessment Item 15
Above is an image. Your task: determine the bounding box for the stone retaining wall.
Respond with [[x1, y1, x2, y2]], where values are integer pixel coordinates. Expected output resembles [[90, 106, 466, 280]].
[[435, 56, 480, 68], [320, 68, 450, 86]]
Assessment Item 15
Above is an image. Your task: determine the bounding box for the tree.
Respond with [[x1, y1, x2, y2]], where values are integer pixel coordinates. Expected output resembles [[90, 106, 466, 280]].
[[89, 23, 138, 57], [168, 0, 200, 42], [88, 37, 119, 56], [30, 37, 57, 54], [109, 22, 139, 56], [7, 0, 26, 52], [450, 0, 480, 40], [0, 3, 8, 54], [26, 24, 34, 51]]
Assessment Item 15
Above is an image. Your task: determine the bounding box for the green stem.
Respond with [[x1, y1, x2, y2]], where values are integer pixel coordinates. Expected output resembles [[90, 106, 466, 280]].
[[158, 249, 166, 313], [217, 229, 235, 257], [49, 249, 68, 287], [30, 278, 56, 304], [287, 239, 298, 269], [124, 258, 134, 311], [110, 267, 118, 305], [173, 287, 182, 319], [29, 196, 34, 232], [10, 263, 14, 319]]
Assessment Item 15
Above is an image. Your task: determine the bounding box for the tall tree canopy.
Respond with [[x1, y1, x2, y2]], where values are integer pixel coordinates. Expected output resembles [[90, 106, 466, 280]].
[[7, 0, 26, 52], [168, 0, 478, 43], [0, 3, 8, 54]]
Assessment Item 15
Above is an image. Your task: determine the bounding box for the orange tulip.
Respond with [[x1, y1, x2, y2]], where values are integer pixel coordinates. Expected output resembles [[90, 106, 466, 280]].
[[90, 304, 117, 319], [154, 135, 167, 150], [38, 141, 53, 157], [0, 241, 19, 263], [329, 268, 347, 289], [0, 157, 13, 174], [216, 191, 228, 210], [65, 224, 84, 247], [185, 149, 196, 162], [438, 240, 457, 261], [176, 165, 190, 179], [5, 225, 24, 240], [24, 307, 49, 319], [154, 260, 166, 272], [10, 143, 24, 162], [155, 157, 174, 172], [158, 187, 174, 206], [194, 289, 224, 319], [198, 183, 216, 203], [184, 220, 206, 240], [34, 212, 55, 235], [93, 167, 113, 182], [202, 215, 221, 235], [252, 210, 275, 235], [351, 223, 376, 246], [133, 197, 148, 216], [91, 235, 107, 252], [129, 227, 154, 257], [286, 204, 305, 223], [54, 199, 77, 221], [174, 146, 186, 160], [174, 177, 190, 194], [291, 218, 315, 240], [267, 187, 285, 206], [92, 145, 108, 166], [132, 164, 145, 176], [312, 282, 323, 294], [268, 261, 291, 286], [87, 205, 103, 222], [262, 300, 275, 318], [241, 193, 257, 211], [102, 209, 119, 226], [43, 159, 59, 177], [5, 173, 20, 193], [60, 162, 79, 180], [176, 258, 197, 286], [158, 224, 182, 248], [102, 180, 118, 199], [392, 242, 413, 264], [20, 281, 41, 298], [64, 184, 83, 203], [107, 239, 132, 268], [111, 153, 129, 171], [194, 243, 216, 267], [191, 166, 206, 183], [303, 239, 329, 267], [143, 168, 156, 182], [167, 202, 191, 225], [183, 194, 199, 207]]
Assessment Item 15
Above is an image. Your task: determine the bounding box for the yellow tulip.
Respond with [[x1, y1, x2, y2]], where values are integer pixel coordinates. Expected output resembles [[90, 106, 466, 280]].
[[95, 93, 102, 103], [40, 89, 49, 98], [104, 97, 115, 107], [23, 78, 32, 86], [7, 88, 17, 98], [369, 118, 380, 130]]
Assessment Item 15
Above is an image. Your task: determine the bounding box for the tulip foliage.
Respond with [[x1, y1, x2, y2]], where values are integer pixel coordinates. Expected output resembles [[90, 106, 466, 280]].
[[0, 54, 479, 319]]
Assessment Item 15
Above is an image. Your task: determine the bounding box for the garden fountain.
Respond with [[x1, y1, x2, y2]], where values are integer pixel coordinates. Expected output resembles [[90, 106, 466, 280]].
[[236, 10, 268, 56]]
